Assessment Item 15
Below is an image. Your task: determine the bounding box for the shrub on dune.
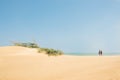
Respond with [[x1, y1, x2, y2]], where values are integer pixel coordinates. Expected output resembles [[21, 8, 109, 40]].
[[13, 42, 39, 48], [13, 42, 64, 56], [38, 48, 63, 56]]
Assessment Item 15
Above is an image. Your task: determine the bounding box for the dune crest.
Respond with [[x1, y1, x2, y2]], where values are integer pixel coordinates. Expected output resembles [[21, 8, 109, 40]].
[[0, 46, 45, 56]]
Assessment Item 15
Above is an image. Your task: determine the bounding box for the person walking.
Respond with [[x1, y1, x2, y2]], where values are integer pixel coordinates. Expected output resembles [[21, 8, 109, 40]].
[[98, 50, 102, 56]]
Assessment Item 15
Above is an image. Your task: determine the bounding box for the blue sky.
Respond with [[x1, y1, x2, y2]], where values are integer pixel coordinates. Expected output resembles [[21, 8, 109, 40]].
[[0, 0, 120, 53]]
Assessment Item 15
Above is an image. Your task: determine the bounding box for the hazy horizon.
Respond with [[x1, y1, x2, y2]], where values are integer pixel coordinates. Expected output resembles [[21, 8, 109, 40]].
[[0, 0, 120, 53]]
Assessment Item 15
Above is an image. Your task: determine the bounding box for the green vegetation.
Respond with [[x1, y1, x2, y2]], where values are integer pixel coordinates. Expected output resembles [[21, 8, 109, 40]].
[[13, 42, 39, 48], [38, 48, 63, 56], [13, 42, 64, 56]]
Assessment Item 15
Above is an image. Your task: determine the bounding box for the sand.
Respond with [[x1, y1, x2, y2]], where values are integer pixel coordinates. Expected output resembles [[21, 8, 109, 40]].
[[0, 46, 120, 80]]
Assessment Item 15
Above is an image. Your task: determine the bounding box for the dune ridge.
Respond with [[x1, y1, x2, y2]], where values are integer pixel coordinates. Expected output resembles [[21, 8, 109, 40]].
[[0, 46, 120, 80]]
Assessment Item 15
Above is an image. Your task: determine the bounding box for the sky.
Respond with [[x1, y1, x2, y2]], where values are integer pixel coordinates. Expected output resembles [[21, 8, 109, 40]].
[[0, 0, 120, 53]]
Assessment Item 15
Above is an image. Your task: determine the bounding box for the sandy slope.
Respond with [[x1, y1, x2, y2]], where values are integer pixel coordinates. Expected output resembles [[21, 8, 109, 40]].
[[0, 46, 120, 80]]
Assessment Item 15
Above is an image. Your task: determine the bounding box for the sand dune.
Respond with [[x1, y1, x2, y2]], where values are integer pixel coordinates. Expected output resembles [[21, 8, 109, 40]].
[[0, 46, 120, 80]]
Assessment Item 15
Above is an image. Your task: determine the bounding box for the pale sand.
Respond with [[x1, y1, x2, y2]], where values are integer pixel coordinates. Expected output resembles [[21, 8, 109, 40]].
[[0, 46, 120, 80]]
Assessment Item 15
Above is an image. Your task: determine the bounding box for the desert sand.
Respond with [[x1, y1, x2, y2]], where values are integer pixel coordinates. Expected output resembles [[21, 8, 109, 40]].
[[0, 46, 120, 80]]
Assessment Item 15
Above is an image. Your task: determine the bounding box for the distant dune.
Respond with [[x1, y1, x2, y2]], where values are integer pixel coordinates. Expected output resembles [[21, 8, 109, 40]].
[[0, 46, 120, 80]]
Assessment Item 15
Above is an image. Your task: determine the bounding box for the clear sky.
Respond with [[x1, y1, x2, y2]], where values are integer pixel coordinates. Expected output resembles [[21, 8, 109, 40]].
[[0, 0, 120, 53]]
